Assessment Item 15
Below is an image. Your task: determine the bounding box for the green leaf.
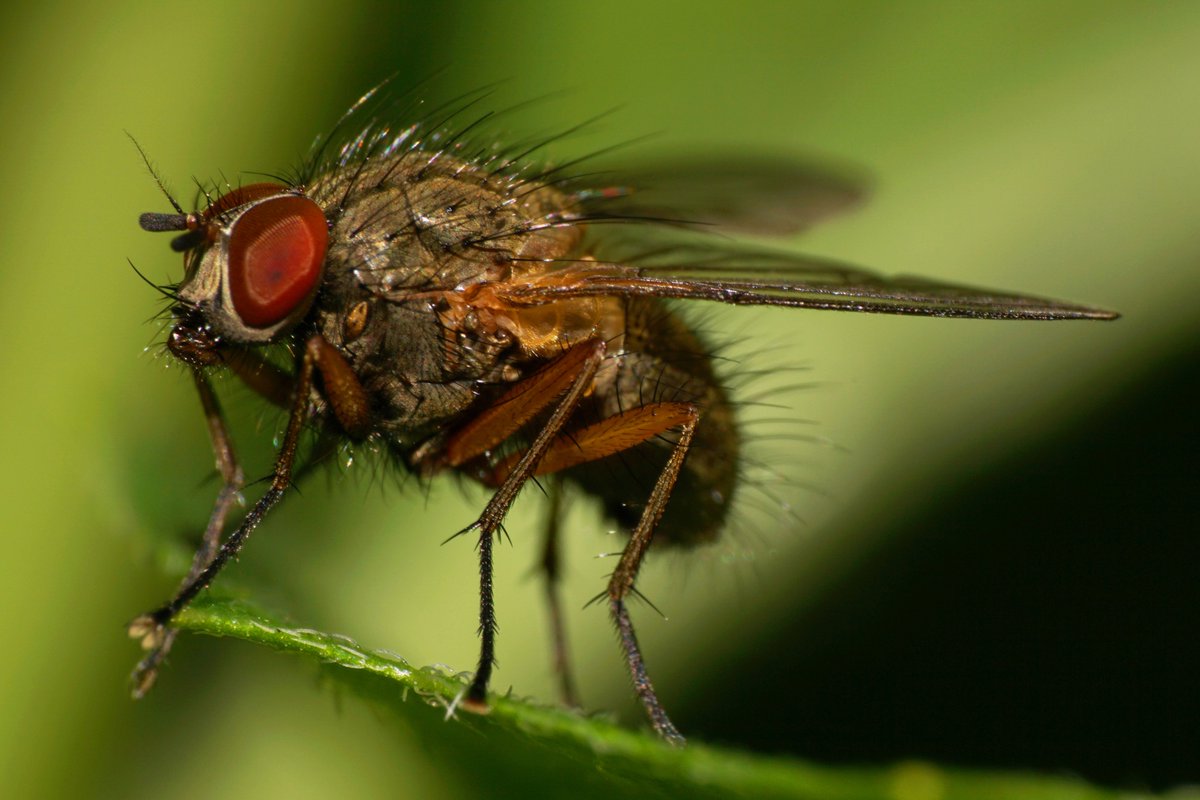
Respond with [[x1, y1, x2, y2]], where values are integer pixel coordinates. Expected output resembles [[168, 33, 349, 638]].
[[171, 597, 1171, 800]]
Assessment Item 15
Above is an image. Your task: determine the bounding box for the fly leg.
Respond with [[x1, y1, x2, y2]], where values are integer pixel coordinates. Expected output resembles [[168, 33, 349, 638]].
[[131, 345, 300, 695], [481, 400, 699, 743], [128, 335, 367, 664], [130, 369, 244, 697], [538, 476, 581, 708], [429, 340, 609, 714], [604, 405, 698, 745]]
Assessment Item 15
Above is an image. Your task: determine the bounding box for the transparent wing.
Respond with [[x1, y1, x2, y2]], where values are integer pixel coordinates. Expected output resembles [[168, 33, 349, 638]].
[[301, 85, 1114, 320], [502, 240, 1118, 321], [571, 153, 869, 236]]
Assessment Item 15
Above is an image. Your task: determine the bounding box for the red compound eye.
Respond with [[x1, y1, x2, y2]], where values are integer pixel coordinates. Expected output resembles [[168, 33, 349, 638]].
[[227, 195, 328, 328]]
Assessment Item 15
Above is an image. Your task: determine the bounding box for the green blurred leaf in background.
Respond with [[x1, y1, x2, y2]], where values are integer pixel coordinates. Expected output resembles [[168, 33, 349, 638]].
[[0, 1, 1196, 798]]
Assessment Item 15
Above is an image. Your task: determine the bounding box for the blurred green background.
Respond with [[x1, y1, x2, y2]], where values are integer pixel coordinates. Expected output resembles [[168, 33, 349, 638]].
[[1, 1, 1197, 797]]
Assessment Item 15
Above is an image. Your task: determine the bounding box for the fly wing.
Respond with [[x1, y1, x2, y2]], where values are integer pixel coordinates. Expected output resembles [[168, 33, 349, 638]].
[[571, 153, 869, 236], [501, 240, 1119, 321]]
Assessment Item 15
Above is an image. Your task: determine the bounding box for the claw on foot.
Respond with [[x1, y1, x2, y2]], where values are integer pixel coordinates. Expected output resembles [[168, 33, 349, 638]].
[[127, 614, 165, 650], [128, 615, 175, 699], [459, 695, 491, 716], [129, 660, 159, 700]]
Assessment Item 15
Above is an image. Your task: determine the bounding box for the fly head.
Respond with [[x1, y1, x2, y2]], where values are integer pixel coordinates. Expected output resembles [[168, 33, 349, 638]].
[[139, 182, 331, 355]]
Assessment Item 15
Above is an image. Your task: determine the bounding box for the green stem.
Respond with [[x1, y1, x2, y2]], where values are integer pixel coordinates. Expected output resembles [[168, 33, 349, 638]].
[[172, 597, 1167, 800]]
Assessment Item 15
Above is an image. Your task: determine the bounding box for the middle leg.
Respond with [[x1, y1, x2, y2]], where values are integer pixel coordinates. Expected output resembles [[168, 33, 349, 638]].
[[455, 340, 609, 711], [538, 475, 581, 708], [478, 399, 702, 742]]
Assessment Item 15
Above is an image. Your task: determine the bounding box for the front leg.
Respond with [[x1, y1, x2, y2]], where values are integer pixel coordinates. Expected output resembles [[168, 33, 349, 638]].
[[130, 369, 244, 697], [127, 335, 361, 681]]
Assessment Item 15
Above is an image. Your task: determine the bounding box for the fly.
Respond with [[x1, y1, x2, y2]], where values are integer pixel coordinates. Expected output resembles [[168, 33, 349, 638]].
[[127, 84, 1118, 745]]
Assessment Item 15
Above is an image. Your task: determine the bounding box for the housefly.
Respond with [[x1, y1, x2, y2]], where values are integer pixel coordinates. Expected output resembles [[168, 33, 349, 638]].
[[128, 84, 1117, 745]]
